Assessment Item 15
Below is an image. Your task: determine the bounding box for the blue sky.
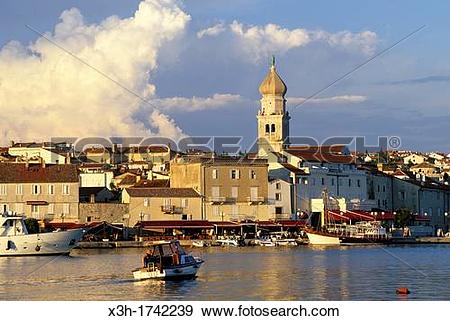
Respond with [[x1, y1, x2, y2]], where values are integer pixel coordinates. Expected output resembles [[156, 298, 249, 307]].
[[1, 0, 449, 152]]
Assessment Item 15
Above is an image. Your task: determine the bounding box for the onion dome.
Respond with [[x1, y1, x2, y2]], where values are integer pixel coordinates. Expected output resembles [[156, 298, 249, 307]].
[[258, 56, 287, 96]]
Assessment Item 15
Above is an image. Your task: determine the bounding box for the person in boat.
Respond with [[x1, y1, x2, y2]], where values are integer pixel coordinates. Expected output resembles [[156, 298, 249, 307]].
[[142, 249, 152, 268]]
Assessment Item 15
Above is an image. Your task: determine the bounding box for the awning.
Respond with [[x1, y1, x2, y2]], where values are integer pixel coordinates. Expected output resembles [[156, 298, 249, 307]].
[[137, 220, 214, 229], [26, 200, 48, 205]]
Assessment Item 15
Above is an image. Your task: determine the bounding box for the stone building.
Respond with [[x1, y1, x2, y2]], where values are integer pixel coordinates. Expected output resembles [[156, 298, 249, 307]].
[[0, 163, 79, 221], [170, 156, 271, 222], [122, 187, 202, 226]]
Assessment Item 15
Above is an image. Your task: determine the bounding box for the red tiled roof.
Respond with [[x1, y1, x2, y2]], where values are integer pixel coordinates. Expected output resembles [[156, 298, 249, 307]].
[[126, 187, 201, 198], [0, 163, 78, 183], [280, 163, 308, 175], [285, 146, 354, 164]]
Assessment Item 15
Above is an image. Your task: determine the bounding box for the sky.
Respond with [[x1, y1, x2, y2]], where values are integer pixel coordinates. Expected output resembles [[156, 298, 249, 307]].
[[0, 0, 449, 152]]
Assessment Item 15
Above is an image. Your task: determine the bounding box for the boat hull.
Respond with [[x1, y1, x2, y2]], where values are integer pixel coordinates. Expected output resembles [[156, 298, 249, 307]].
[[133, 261, 204, 281], [305, 231, 340, 245], [0, 229, 84, 256]]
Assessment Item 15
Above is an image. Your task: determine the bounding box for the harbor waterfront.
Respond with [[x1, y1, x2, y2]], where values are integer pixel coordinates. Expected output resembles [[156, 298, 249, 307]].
[[1, 245, 450, 301]]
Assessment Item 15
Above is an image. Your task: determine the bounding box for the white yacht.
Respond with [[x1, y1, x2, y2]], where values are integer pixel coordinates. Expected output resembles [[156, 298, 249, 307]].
[[0, 212, 84, 256]]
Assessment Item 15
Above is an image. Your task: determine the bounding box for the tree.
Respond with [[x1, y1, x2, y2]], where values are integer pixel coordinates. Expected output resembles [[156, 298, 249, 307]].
[[395, 208, 412, 228], [24, 218, 40, 234]]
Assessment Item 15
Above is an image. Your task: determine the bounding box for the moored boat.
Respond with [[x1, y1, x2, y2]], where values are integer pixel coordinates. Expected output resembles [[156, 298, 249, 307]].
[[0, 212, 84, 256], [133, 240, 204, 280]]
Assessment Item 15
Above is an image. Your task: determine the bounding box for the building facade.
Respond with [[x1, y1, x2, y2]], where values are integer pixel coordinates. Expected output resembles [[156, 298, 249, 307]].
[[170, 156, 271, 221], [0, 163, 79, 221], [122, 187, 202, 226]]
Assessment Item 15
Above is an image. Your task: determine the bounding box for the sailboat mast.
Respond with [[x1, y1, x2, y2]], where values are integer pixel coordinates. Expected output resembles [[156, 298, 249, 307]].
[[321, 188, 328, 228]]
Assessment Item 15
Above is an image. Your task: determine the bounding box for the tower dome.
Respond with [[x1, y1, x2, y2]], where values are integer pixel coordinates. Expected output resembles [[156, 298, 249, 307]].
[[258, 56, 287, 96]]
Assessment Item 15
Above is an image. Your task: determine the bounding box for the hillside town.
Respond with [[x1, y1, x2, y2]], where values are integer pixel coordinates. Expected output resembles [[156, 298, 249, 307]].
[[1, 61, 449, 239]]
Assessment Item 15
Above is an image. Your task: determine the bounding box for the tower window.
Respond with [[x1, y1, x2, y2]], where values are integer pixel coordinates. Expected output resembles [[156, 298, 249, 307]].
[[265, 124, 270, 133], [271, 124, 276, 132]]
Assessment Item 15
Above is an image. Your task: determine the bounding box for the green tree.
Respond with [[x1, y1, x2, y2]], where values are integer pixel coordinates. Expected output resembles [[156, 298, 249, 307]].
[[24, 218, 40, 234], [395, 208, 412, 228]]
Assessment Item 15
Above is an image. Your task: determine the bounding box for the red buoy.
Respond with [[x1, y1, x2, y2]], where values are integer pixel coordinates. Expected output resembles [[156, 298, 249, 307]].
[[396, 287, 410, 295]]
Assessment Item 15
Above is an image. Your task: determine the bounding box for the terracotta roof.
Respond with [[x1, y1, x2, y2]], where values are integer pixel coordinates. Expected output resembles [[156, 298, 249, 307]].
[[285, 148, 355, 164], [0, 163, 78, 183], [280, 163, 308, 175], [133, 179, 169, 188], [126, 187, 201, 198], [118, 175, 138, 186], [411, 162, 436, 169]]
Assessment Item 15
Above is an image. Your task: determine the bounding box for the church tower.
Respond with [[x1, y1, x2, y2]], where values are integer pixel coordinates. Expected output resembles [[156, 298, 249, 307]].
[[257, 57, 290, 156]]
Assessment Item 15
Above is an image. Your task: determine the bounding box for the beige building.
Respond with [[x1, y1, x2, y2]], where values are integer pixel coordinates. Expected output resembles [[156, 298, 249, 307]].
[[0, 163, 79, 222], [122, 187, 202, 226], [170, 156, 271, 221]]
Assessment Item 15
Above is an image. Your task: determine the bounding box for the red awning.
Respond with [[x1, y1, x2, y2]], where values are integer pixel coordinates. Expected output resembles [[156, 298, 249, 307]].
[[138, 220, 214, 229]]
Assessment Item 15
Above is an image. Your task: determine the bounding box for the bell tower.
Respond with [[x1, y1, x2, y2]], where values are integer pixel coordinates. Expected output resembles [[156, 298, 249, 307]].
[[257, 57, 290, 156]]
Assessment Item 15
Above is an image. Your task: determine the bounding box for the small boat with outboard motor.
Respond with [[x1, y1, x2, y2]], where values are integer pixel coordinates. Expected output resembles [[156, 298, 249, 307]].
[[133, 240, 204, 280]]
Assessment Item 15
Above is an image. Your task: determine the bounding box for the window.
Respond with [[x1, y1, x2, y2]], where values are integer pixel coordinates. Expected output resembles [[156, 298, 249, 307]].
[[275, 182, 281, 190], [0, 184, 6, 195], [211, 186, 220, 198], [32, 184, 41, 195], [382, 185, 386, 193], [321, 178, 325, 185], [377, 185, 380, 192], [48, 184, 55, 195], [265, 124, 270, 133], [231, 187, 238, 199], [331, 178, 335, 186], [271, 124, 276, 132], [62, 184, 70, 195], [48, 203, 54, 214], [143, 198, 149, 207], [399, 191, 406, 201], [213, 206, 220, 216], [212, 169, 218, 179], [181, 198, 188, 208], [163, 199, 171, 206], [302, 178, 308, 185], [181, 214, 188, 220], [275, 193, 282, 201], [275, 207, 283, 215], [348, 179, 351, 187], [16, 184, 23, 195], [250, 170, 257, 179], [62, 203, 70, 215], [357, 179, 361, 187], [230, 169, 240, 180], [86, 216, 92, 223], [31, 205, 39, 214]]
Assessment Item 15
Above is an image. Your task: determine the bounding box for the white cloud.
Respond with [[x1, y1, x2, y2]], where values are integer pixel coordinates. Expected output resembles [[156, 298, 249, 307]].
[[287, 95, 368, 105], [198, 21, 377, 62], [313, 30, 378, 55], [154, 93, 243, 112], [197, 23, 226, 39], [0, 0, 190, 144]]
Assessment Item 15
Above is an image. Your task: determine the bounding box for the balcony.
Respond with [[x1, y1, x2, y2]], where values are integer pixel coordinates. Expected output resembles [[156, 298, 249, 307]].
[[246, 196, 265, 205], [160, 205, 184, 214], [208, 196, 237, 204]]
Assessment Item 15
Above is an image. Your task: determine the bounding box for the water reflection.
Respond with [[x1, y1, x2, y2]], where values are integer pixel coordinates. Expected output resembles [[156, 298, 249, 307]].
[[1, 245, 450, 300]]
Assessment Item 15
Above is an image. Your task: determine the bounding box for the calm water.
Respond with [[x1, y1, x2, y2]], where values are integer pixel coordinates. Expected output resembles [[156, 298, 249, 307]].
[[1, 245, 450, 300]]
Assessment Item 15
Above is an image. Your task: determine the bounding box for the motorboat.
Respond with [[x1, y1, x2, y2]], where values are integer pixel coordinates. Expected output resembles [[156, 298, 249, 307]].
[[215, 238, 239, 247], [133, 240, 204, 280], [192, 240, 208, 248], [0, 212, 84, 256], [270, 232, 298, 246]]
